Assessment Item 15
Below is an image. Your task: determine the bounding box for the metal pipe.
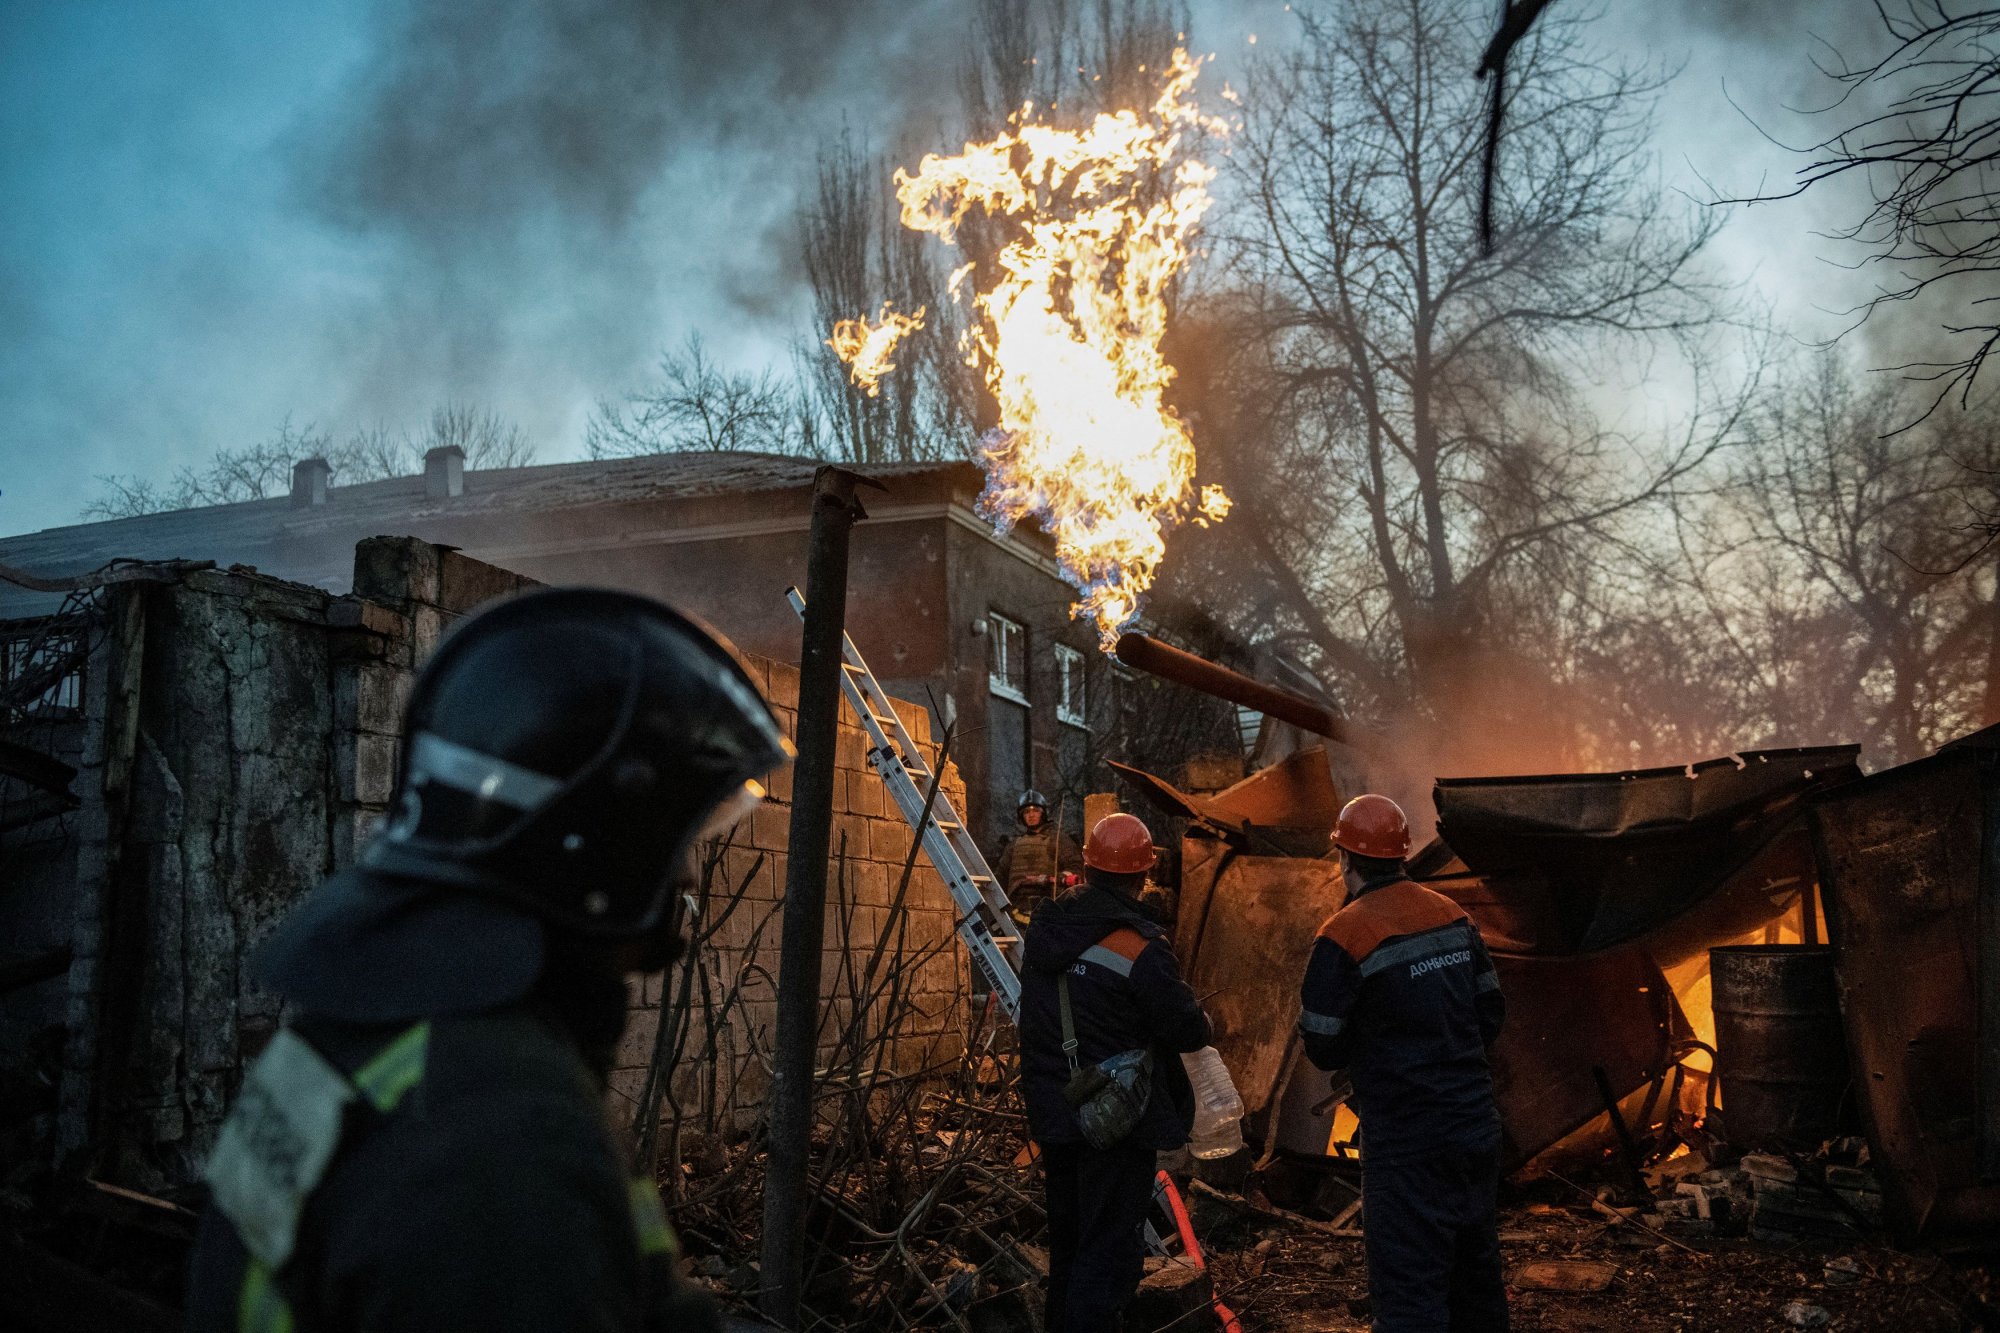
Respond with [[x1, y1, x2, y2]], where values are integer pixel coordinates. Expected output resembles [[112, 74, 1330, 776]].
[[759, 466, 869, 1327], [1113, 632, 1347, 741]]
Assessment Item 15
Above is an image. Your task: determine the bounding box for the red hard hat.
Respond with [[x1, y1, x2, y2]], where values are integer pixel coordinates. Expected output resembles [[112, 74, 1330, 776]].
[[1331, 794, 1411, 860], [1084, 812, 1158, 874]]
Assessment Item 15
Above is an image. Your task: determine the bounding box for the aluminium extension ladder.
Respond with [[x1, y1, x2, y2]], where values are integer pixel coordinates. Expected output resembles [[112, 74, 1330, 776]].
[[785, 588, 1232, 1294], [785, 587, 1024, 1017]]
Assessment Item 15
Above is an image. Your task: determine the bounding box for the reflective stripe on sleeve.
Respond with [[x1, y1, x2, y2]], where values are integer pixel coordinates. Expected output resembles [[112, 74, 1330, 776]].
[[353, 1022, 430, 1113], [629, 1178, 679, 1258], [1298, 1010, 1346, 1037], [238, 1259, 295, 1333], [1079, 944, 1135, 978], [1475, 969, 1502, 993]]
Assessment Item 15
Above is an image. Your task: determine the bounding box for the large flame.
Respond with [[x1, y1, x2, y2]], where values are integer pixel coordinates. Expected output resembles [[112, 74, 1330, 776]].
[[834, 49, 1229, 648]]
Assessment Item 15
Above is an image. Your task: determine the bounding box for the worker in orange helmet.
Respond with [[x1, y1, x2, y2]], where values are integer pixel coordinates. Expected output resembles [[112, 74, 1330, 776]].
[[1298, 794, 1509, 1332], [1019, 812, 1212, 1332]]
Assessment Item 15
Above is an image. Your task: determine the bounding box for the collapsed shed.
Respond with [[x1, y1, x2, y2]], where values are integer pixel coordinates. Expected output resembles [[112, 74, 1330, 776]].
[[1115, 647, 1999, 1251]]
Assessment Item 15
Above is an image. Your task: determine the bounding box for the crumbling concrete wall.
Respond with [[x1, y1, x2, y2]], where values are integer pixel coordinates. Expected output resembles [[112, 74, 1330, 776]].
[[3, 536, 970, 1193]]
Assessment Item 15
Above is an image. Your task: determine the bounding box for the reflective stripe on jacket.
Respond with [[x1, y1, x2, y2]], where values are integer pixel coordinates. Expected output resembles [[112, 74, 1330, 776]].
[[1297, 875, 1505, 1162], [1019, 885, 1211, 1149], [186, 1007, 718, 1333]]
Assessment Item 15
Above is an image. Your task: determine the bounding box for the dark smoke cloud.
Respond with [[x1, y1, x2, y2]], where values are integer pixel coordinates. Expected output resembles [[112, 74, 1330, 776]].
[[289, 0, 962, 434]]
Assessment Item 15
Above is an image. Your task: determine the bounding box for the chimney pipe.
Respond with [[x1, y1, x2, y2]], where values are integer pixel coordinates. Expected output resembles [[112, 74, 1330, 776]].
[[423, 444, 465, 500], [1114, 632, 1348, 742], [290, 457, 331, 508]]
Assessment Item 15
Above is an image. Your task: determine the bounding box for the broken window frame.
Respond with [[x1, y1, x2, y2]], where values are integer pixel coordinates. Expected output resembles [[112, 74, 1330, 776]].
[[1055, 643, 1087, 729], [987, 612, 1029, 705], [1, 614, 88, 721]]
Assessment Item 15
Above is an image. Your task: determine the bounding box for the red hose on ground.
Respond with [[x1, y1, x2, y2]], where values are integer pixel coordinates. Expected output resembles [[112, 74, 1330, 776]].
[[1154, 1171, 1244, 1333]]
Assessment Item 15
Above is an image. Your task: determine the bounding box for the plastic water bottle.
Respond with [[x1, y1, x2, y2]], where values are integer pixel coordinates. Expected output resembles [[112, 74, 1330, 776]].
[[1181, 1046, 1245, 1160]]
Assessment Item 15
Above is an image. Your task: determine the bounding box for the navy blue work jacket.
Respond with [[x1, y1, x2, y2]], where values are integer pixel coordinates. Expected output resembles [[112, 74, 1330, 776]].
[[1019, 885, 1212, 1150], [1298, 873, 1506, 1162]]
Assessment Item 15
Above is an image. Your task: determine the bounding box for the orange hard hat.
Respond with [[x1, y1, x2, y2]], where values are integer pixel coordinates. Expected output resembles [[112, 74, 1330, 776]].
[[1331, 793, 1411, 860], [1084, 812, 1157, 874]]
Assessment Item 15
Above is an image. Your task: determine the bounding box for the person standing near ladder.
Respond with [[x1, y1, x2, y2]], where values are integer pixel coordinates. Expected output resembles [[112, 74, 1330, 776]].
[[1297, 794, 1510, 1331], [1018, 812, 1212, 1332], [996, 788, 1083, 926]]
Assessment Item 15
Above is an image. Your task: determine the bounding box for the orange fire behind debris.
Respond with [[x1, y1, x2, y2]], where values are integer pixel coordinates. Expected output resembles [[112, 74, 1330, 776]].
[[829, 303, 927, 397], [834, 48, 1231, 648]]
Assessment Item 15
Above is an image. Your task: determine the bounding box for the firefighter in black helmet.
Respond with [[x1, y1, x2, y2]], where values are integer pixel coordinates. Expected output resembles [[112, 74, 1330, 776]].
[[186, 588, 792, 1333], [996, 788, 1082, 926]]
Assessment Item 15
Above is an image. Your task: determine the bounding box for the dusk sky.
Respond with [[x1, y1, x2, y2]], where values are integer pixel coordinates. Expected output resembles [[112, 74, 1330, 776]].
[[0, 0, 1881, 540]]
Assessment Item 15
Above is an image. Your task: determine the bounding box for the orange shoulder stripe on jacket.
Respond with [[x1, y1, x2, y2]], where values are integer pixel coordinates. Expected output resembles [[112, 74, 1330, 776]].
[[1097, 927, 1150, 962], [1316, 881, 1468, 961]]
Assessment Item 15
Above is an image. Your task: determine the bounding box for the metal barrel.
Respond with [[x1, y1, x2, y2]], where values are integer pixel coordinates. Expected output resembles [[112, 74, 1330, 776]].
[[1709, 944, 1850, 1152]]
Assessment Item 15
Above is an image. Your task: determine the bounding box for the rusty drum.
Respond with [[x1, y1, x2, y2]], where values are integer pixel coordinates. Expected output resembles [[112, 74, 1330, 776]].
[[1710, 945, 1850, 1152]]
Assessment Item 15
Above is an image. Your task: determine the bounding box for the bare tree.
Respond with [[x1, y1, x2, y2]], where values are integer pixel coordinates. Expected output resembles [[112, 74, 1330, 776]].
[[1204, 0, 1751, 769], [586, 335, 803, 459], [86, 407, 538, 519], [411, 403, 537, 468], [794, 1, 1188, 464], [1680, 349, 1998, 765], [1737, 1, 2000, 416], [799, 133, 967, 464], [85, 419, 330, 519]]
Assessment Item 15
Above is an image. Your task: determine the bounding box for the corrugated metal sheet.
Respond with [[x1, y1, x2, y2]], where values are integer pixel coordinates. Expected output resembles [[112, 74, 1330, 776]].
[[1175, 836, 1689, 1168], [1434, 746, 1859, 956], [1809, 745, 2000, 1247]]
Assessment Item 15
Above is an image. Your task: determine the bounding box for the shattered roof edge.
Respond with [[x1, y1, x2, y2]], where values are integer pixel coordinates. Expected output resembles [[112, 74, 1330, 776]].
[[1431, 744, 1863, 790]]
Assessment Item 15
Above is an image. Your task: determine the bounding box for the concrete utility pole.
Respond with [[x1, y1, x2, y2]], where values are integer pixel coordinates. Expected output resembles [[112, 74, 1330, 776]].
[[759, 466, 870, 1327]]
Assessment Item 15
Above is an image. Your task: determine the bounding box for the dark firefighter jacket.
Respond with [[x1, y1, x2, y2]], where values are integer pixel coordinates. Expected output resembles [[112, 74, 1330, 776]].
[[185, 871, 717, 1333], [1019, 884, 1212, 1150], [1297, 872, 1506, 1163]]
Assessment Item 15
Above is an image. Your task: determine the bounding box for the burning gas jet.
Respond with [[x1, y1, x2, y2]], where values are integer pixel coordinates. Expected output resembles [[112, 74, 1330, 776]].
[[832, 49, 1230, 649]]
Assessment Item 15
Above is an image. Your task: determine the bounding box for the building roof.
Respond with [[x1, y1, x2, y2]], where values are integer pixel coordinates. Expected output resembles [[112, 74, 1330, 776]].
[[0, 451, 978, 618]]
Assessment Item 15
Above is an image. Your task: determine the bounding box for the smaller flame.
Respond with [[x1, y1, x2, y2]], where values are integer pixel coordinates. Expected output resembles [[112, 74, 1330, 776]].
[[828, 303, 926, 397]]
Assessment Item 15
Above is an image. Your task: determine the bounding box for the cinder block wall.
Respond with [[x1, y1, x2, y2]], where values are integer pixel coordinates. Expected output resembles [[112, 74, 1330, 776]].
[[13, 535, 969, 1192], [341, 537, 973, 1135], [609, 656, 972, 1134]]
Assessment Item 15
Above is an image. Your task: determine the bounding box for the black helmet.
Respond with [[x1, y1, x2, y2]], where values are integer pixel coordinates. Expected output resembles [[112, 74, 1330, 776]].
[[362, 587, 792, 937], [1018, 789, 1048, 818]]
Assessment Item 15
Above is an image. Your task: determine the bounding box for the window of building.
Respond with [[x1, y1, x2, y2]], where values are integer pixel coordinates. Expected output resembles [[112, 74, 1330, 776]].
[[1055, 643, 1087, 729], [988, 613, 1028, 703], [1115, 665, 1140, 741], [1, 618, 86, 717]]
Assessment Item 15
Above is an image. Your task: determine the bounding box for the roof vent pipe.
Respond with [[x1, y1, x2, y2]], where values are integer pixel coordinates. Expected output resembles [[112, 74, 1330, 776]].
[[424, 444, 465, 500], [291, 457, 331, 508]]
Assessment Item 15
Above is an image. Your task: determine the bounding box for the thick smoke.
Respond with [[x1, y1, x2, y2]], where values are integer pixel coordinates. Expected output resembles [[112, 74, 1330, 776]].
[[292, 0, 962, 440]]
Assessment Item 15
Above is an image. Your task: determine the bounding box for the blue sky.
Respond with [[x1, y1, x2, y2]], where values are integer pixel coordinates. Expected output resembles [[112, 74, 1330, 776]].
[[0, 0, 1866, 539]]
